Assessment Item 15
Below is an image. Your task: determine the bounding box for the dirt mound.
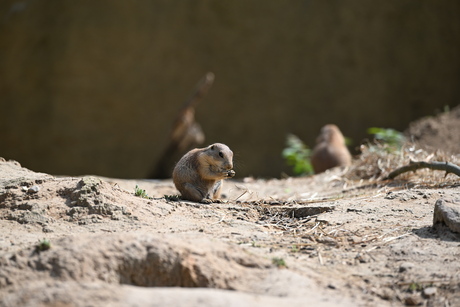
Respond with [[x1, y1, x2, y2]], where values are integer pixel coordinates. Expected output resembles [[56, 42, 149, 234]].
[[405, 105, 460, 155], [1, 232, 277, 290]]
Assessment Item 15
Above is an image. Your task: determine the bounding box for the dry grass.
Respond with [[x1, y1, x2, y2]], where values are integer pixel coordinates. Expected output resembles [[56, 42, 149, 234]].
[[239, 202, 414, 266], [345, 142, 460, 186]]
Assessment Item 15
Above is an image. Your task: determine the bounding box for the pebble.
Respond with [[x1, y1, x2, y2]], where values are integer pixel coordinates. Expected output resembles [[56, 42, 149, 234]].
[[28, 185, 40, 194], [42, 226, 54, 233], [422, 287, 437, 298], [404, 294, 422, 306], [399, 262, 415, 272], [433, 198, 460, 233]]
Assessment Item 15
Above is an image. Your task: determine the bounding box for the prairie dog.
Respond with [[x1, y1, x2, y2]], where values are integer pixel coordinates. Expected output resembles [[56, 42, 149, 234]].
[[311, 124, 352, 174], [173, 143, 235, 203]]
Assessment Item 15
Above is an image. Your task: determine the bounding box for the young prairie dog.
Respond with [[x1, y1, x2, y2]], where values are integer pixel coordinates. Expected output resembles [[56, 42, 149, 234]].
[[173, 143, 235, 203], [311, 124, 352, 174]]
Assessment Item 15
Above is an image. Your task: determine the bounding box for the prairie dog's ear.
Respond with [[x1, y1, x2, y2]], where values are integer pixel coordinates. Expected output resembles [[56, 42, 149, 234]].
[[210, 145, 215, 150]]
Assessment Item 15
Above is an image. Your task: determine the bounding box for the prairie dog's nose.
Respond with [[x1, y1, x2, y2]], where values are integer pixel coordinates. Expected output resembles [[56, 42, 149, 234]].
[[225, 162, 233, 170]]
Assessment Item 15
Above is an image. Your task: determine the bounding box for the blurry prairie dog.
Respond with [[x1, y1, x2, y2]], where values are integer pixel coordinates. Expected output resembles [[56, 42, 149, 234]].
[[173, 143, 235, 203], [311, 124, 352, 174]]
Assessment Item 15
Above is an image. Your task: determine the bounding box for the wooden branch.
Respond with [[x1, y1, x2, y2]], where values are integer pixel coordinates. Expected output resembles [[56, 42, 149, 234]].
[[181, 72, 215, 110], [149, 72, 214, 179], [386, 161, 460, 180], [169, 72, 214, 147]]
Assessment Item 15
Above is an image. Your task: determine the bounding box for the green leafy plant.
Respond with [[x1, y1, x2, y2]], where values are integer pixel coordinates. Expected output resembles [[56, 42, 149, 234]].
[[164, 194, 180, 201], [134, 185, 149, 199], [408, 282, 423, 292], [36, 239, 51, 252], [291, 244, 299, 253], [367, 127, 405, 152], [282, 134, 313, 175], [272, 257, 287, 268]]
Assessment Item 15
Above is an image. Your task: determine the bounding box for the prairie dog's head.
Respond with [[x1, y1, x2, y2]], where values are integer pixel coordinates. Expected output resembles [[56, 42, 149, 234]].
[[203, 143, 234, 170], [316, 124, 346, 145]]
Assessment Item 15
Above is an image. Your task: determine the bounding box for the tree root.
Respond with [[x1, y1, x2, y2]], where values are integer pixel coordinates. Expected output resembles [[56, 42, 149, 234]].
[[386, 161, 460, 180]]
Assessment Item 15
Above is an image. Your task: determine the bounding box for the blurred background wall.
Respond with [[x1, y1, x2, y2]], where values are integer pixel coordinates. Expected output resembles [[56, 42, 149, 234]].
[[1, 0, 459, 178]]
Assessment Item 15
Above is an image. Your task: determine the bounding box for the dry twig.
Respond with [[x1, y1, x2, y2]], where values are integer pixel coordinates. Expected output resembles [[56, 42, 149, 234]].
[[386, 161, 460, 180]]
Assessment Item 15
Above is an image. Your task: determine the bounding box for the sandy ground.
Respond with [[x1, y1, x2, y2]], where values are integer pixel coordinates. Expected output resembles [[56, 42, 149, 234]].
[[1, 157, 459, 306]]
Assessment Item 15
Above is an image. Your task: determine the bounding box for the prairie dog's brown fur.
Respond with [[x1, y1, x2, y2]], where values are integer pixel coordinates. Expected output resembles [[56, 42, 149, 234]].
[[311, 124, 352, 174], [173, 143, 235, 203]]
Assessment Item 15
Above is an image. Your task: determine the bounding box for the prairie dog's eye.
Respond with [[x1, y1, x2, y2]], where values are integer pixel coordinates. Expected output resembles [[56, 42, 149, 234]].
[[219, 151, 224, 158]]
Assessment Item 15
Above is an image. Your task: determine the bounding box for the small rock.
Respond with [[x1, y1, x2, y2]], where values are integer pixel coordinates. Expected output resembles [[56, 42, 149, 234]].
[[384, 192, 396, 200], [422, 287, 437, 298], [111, 212, 122, 221], [433, 199, 460, 233], [28, 185, 40, 194], [378, 288, 395, 301], [42, 226, 54, 233], [317, 236, 337, 246], [399, 262, 415, 273], [404, 294, 422, 306]]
